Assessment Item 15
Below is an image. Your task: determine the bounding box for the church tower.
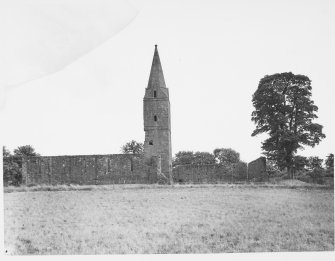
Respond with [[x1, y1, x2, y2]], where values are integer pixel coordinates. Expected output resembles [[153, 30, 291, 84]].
[[143, 45, 172, 183]]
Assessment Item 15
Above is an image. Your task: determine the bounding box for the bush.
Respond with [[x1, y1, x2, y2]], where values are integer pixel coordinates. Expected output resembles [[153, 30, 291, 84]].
[[295, 168, 330, 185], [325, 168, 334, 177], [3, 157, 22, 186]]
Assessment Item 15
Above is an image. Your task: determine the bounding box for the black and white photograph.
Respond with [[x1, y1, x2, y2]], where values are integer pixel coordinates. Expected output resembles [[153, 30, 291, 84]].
[[1, 0, 334, 257]]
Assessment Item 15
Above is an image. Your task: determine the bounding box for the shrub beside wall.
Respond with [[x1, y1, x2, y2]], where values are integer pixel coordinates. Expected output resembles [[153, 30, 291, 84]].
[[3, 157, 23, 186]]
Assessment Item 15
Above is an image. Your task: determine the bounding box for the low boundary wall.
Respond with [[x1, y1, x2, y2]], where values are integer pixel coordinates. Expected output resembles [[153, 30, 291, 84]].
[[22, 154, 160, 185], [19, 155, 268, 185], [173, 162, 248, 183]]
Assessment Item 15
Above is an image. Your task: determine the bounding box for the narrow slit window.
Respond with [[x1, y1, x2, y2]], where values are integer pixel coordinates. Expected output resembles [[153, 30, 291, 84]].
[[154, 115, 157, 121], [149, 140, 153, 145], [153, 90, 157, 98], [130, 159, 133, 172]]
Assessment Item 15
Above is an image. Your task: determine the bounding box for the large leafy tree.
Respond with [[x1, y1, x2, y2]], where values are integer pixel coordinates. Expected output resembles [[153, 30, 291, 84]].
[[251, 72, 325, 178], [121, 140, 144, 155]]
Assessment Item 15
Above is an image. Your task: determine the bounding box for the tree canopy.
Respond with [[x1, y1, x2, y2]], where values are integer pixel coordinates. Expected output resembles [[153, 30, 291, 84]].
[[307, 156, 323, 171], [213, 148, 240, 165], [173, 151, 216, 167], [13, 145, 40, 157], [173, 151, 194, 166], [3, 145, 40, 186], [251, 72, 325, 177], [192, 152, 216, 165], [292, 155, 308, 172], [121, 140, 144, 155], [173, 149, 244, 168]]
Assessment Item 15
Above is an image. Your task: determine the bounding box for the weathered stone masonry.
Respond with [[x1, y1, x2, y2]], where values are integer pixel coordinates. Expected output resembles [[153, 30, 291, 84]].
[[173, 162, 248, 183], [172, 158, 267, 184], [143, 45, 173, 183], [22, 154, 160, 185], [247, 157, 267, 181]]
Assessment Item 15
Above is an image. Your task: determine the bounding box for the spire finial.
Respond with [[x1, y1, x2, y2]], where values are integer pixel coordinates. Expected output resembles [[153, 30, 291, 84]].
[[155, 44, 158, 49]]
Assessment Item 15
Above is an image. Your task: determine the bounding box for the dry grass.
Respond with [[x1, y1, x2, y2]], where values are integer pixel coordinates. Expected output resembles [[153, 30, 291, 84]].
[[4, 180, 331, 193], [4, 185, 334, 254]]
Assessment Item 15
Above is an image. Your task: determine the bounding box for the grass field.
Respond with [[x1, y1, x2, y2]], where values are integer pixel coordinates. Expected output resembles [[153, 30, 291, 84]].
[[3, 184, 334, 254]]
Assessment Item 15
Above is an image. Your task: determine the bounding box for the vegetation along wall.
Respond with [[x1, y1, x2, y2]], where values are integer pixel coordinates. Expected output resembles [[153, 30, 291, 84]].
[[22, 154, 160, 185]]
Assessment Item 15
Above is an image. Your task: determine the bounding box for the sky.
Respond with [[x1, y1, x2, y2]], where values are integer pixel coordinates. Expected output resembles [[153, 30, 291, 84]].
[[1, 0, 334, 163]]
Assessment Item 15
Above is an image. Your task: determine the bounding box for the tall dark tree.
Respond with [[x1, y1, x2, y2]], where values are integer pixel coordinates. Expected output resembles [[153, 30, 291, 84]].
[[13, 145, 40, 157], [121, 140, 144, 155], [251, 72, 325, 178]]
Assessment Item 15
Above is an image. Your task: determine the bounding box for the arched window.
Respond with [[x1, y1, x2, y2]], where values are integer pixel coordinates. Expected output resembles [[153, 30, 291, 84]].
[[153, 90, 157, 98], [149, 140, 153, 145], [154, 115, 157, 121]]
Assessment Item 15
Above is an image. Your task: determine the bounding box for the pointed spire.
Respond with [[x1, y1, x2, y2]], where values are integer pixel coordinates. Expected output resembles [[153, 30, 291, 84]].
[[147, 45, 166, 89]]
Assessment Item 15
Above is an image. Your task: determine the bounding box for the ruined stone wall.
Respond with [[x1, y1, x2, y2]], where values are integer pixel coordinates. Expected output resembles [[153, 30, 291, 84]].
[[22, 154, 160, 185], [247, 157, 267, 181], [173, 162, 247, 183]]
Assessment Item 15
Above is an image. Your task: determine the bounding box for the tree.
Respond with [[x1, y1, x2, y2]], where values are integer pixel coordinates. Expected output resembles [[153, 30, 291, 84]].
[[251, 72, 325, 178], [173, 151, 216, 167], [173, 151, 194, 167], [3, 146, 21, 186], [325, 153, 334, 170], [121, 140, 144, 155], [292, 155, 309, 173], [3, 158, 21, 186], [13, 145, 40, 157], [213, 148, 240, 165], [193, 152, 216, 165], [266, 159, 280, 176], [307, 156, 323, 171]]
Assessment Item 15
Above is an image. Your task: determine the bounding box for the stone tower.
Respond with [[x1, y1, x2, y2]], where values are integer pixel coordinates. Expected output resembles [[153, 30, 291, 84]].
[[143, 45, 172, 183]]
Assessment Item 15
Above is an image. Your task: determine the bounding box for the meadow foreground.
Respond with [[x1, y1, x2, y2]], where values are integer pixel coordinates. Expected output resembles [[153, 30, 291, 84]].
[[4, 184, 334, 254]]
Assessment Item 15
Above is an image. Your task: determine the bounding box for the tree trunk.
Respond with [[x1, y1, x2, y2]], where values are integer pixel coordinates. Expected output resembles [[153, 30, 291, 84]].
[[287, 166, 294, 179]]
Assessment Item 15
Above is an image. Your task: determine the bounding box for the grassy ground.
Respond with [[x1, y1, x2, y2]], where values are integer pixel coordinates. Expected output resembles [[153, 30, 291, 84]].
[[3, 184, 334, 254]]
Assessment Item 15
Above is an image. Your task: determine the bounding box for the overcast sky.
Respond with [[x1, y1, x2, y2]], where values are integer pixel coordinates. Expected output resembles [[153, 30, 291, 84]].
[[1, 0, 334, 163]]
